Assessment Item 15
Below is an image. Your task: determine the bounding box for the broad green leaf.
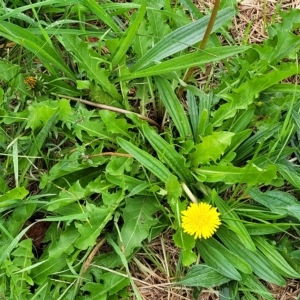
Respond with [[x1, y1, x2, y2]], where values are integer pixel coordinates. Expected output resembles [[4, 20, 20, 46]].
[[131, 7, 235, 71], [0, 22, 75, 79], [99, 110, 133, 138], [213, 63, 299, 126], [59, 34, 121, 100], [31, 255, 67, 285], [205, 238, 252, 275], [249, 188, 300, 221], [155, 77, 192, 140], [26, 99, 72, 131], [0, 187, 28, 210], [253, 236, 300, 278], [269, 31, 300, 65], [48, 224, 80, 259], [47, 180, 86, 211], [178, 264, 231, 287], [173, 228, 197, 266], [75, 201, 121, 250], [121, 46, 248, 80], [80, 0, 120, 32], [194, 163, 277, 184], [141, 125, 194, 183], [120, 196, 159, 256], [190, 131, 235, 166], [173, 195, 197, 266], [217, 226, 285, 286], [82, 272, 130, 297], [211, 190, 256, 251], [106, 156, 133, 177], [197, 240, 241, 281], [0, 61, 20, 82], [117, 137, 172, 183]]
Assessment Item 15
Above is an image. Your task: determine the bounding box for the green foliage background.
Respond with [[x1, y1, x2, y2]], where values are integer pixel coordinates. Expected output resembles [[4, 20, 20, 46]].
[[0, 0, 300, 299]]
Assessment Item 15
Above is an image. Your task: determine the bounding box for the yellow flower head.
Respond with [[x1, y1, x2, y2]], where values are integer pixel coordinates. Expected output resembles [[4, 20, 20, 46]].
[[181, 202, 221, 239]]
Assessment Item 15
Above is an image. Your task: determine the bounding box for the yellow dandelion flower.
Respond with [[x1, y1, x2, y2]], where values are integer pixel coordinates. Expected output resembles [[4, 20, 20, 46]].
[[181, 202, 221, 239]]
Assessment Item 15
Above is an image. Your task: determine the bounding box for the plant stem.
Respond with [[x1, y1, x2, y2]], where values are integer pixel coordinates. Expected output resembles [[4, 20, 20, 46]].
[[177, 0, 221, 98]]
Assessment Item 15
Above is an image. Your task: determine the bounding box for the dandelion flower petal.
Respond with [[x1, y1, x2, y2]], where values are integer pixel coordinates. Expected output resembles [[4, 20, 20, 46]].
[[181, 202, 221, 239]]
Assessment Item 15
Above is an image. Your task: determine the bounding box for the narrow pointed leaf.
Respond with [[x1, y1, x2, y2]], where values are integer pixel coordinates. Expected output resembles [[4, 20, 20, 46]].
[[131, 7, 235, 71], [0, 22, 75, 79], [141, 125, 194, 183], [211, 190, 256, 251], [112, 2, 146, 65], [120, 46, 248, 80], [179, 264, 230, 287], [81, 0, 120, 32], [217, 226, 285, 286], [155, 77, 192, 140], [117, 138, 172, 183], [197, 240, 242, 281], [253, 236, 300, 278]]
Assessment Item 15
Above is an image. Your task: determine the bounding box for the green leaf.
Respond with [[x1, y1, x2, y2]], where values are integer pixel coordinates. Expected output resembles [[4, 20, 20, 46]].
[[190, 131, 234, 166], [245, 223, 290, 235], [217, 226, 285, 286], [31, 256, 67, 285], [179, 264, 231, 287], [197, 240, 241, 281], [99, 110, 133, 138], [75, 199, 123, 250], [47, 180, 86, 211], [269, 32, 300, 65], [120, 196, 159, 256], [205, 238, 252, 275], [26, 99, 72, 131], [59, 34, 121, 100], [131, 7, 235, 71], [240, 273, 274, 300], [194, 163, 277, 184], [253, 236, 300, 278], [0, 187, 28, 210], [20, 110, 60, 183], [0, 22, 75, 79], [277, 163, 300, 189], [155, 77, 192, 140], [111, 2, 146, 65], [249, 188, 300, 221], [213, 63, 299, 126], [121, 46, 248, 80], [48, 224, 80, 259], [211, 190, 256, 251], [173, 228, 197, 266], [80, 0, 120, 32], [141, 125, 194, 183], [117, 137, 172, 183]]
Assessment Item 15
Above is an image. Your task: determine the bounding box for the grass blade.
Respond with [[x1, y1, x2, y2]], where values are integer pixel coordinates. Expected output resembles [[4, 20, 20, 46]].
[[155, 77, 192, 140], [0, 22, 75, 79], [141, 125, 194, 184], [117, 137, 172, 183], [120, 46, 248, 80], [131, 7, 235, 71]]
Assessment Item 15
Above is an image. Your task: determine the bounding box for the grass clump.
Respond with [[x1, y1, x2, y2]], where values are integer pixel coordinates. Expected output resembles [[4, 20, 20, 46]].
[[0, 0, 300, 299]]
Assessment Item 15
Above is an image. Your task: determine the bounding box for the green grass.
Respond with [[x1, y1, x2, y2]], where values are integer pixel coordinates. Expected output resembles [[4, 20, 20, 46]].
[[0, 0, 300, 299]]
